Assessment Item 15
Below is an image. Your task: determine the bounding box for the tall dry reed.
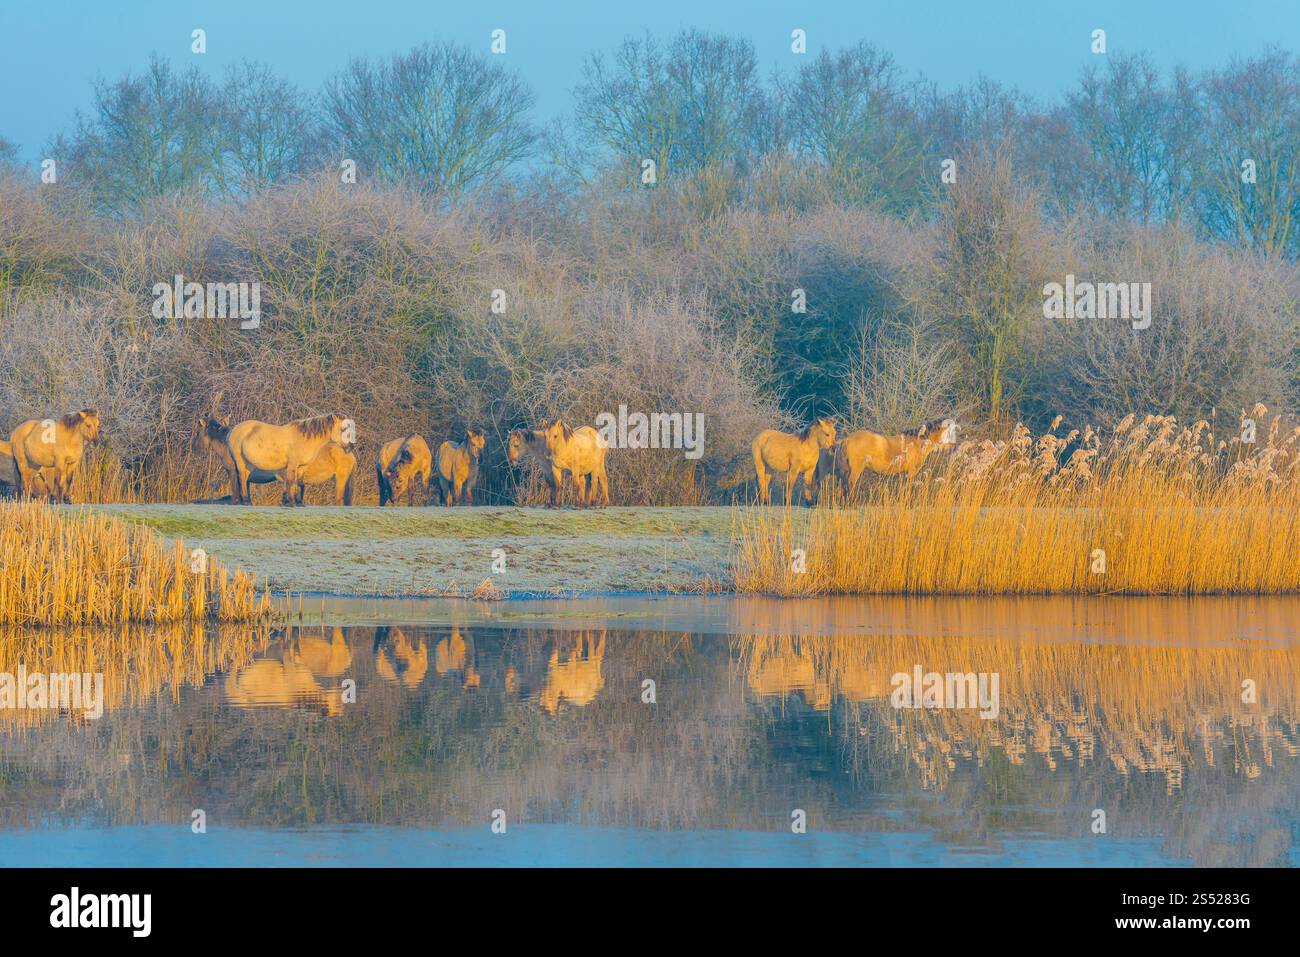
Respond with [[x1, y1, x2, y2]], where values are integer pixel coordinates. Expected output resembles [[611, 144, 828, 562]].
[[0, 501, 276, 625], [734, 408, 1300, 595]]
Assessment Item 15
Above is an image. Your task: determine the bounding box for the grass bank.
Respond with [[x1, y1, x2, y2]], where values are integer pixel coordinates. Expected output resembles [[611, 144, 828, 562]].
[[93, 504, 735, 597]]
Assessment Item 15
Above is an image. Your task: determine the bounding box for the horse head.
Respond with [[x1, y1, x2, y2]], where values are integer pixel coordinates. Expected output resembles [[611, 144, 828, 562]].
[[466, 430, 486, 458], [507, 429, 527, 464], [73, 409, 101, 443], [385, 447, 417, 498], [807, 417, 836, 449], [543, 420, 573, 452]]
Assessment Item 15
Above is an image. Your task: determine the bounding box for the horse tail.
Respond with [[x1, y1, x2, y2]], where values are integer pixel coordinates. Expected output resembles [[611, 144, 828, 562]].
[[376, 463, 391, 507], [342, 464, 355, 506]]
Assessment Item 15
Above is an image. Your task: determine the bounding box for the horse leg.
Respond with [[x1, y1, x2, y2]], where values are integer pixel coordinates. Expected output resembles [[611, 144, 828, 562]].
[[848, 464, 864, 501], [803, 466, 817, 505], [752, 446, 770, 505], [65, 462, 81, 504], [784, 470, 796, 506], [280, 464, 297, 507], [12, 443, 35, 501], [376, 464, 391, 507], [548, 467, 563, 507]]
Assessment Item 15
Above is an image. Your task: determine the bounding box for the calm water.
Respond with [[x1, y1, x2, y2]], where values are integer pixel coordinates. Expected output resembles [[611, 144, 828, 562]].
[[1, 596, 1297, 867]]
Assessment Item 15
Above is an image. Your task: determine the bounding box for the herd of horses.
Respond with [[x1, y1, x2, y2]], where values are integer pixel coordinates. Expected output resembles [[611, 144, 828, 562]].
[[0, 397, 958, 507]]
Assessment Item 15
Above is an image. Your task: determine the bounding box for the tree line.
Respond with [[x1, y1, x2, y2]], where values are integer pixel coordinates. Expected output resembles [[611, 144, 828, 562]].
[[0, 34, 1296, 503]]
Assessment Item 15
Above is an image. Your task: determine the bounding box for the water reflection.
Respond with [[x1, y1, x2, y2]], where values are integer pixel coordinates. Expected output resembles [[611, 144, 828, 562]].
[[375, 626, 428, 689], [0, 597, 1296, 866]]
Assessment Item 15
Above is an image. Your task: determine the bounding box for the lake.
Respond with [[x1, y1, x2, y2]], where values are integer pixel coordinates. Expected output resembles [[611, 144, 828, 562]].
[[1, 595, 1296, 866]]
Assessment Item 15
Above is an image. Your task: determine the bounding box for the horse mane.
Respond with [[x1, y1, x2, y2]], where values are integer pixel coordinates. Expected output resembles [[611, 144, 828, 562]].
[[798, 422, 819, 441], [908, 419, 949, 439], [60, 411, 88, 429], [293, 414, 338, 439]]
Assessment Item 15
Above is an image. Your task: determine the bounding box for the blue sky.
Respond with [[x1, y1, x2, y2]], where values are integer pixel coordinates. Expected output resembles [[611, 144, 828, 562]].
[[2, 0, 1297, 162]]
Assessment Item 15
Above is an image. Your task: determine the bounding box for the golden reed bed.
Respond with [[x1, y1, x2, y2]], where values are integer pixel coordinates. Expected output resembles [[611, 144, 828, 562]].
[[0, 501, 275, 625], [734, 410, 1300, 595]]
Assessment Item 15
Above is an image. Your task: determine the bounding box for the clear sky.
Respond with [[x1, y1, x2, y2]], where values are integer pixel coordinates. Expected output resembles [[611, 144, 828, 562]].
[[2, 0, 1298, 162]]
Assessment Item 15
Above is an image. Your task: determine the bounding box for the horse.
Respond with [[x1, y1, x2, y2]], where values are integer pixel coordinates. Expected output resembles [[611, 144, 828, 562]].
[[751, 417, 836, 505], [377, 434, 432, 507], [193, 408, 355, 505], [0, 438, 55, 499], [507, 427, 558, 500], [225, 413, 353, 506], [541, 420, 610, 507], [836, 418, 958, 494], [8, 409, 101, 503], [434, 430, 486, 506]]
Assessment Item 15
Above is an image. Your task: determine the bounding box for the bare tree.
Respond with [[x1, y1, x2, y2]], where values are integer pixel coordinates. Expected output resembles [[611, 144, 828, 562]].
[[324, 43, 537, 198], [1047, 54, 1201, 224], [574, 31, 768, 183], [911, 149, 1053, 421], [1197, 49, 1300, 259], [783, 42, 928, 210], [50, 55, 226, 209], [221, 62, 324, 189], [0, 136, 19, 171]]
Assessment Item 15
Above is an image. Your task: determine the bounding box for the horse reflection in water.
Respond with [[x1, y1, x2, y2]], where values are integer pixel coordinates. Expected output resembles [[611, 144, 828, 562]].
[[434, 626, 480, 689], [745, 639, 889, 711], [224, 627, 351, 716], [374, 626, 430, 689], [539, 630, 606, 714]]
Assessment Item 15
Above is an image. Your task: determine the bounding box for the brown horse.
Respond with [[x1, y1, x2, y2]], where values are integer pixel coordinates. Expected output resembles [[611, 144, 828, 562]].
[[9, 409, 101, 503], [541, 421, 610, 507], [434, 430, 486, 506], [751, 417, 836, 505], [507, 427, 558, 501], [377, 434, 432, 506], [0, 438, 55, 498], [193, 409, 355, 505], [225, 413, 354, 506], [836, 418, 958, 494]]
